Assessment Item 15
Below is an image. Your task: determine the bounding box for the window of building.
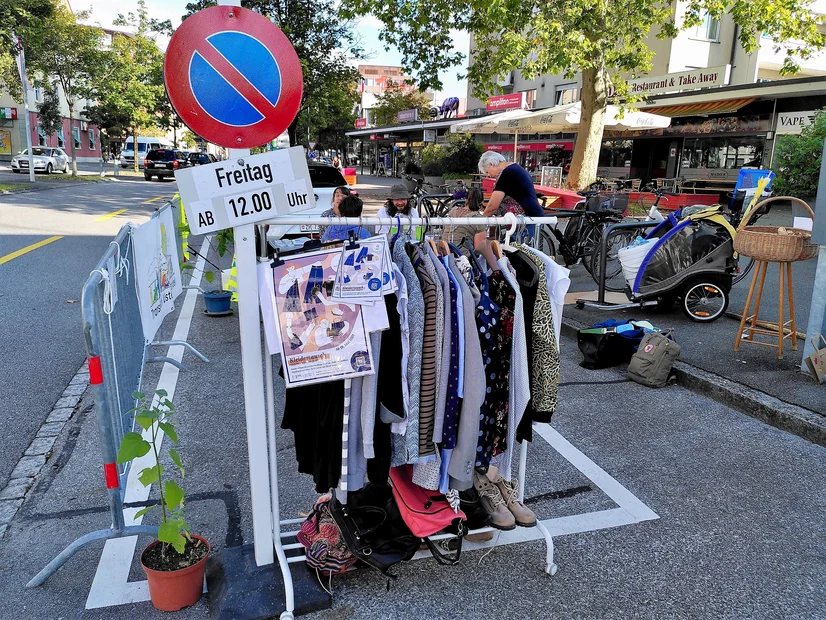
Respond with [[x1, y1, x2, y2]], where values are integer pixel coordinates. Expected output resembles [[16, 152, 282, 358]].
[[89, 129, 95, 150], [521, 89, 538, 109], [598, 140, 633, 168], [37, 125, 46, 146], [72, 126, 80, 150], [681, 137, 764, 169], [34, 87, 43, 103], [556, 85, 579, 105], [693, 12, 720, 42], [57, 128, 64, 148]]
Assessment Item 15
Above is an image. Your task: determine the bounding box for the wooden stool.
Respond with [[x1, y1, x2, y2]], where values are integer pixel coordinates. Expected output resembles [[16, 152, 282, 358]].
[[734, 261, 797, 359]]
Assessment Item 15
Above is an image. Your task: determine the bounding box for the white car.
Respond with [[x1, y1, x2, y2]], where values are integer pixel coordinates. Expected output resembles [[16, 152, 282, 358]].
[[266, 163, 350, 251], [11, 147, 69, 174]]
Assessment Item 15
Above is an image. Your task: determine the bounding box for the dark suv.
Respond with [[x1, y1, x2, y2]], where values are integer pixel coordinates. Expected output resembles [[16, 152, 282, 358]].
[[144, 149, 190, 181], [188, 152, 216, 166]]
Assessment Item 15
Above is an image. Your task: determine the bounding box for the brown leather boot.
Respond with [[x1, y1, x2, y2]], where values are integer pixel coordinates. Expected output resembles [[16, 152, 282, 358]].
[[492, 475, 537, 527], [473, 470, 515, 531]]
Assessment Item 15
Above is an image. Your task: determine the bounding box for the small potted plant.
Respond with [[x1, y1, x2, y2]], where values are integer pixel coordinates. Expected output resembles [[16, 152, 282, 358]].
[[179, 223, 234, 315], [117, 389, 209, 612]]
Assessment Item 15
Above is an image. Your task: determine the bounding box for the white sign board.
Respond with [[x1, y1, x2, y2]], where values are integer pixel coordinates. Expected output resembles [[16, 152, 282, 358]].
[[132, 208, 183, 341], [776, 111, 818, 134], [423, 129, 437, 143], [175, 146, 316, 235], [630, 65, 730, 97]]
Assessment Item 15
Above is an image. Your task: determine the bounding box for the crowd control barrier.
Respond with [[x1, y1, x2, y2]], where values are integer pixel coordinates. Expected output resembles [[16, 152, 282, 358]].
[[27, 203, 209, 588]]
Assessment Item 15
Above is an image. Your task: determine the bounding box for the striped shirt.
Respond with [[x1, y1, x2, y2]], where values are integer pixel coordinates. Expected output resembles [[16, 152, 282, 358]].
[[411, 246, 438, 457]]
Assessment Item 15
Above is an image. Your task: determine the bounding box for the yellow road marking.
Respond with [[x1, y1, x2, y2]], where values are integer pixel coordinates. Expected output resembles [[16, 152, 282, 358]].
[[0, 235, 63, 265], [143, 195, 170, 204], [95, 208, 128, 222]]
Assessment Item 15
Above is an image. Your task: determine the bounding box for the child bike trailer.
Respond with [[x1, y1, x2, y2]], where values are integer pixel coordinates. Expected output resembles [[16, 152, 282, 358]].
[[624, 207, 737, 322]]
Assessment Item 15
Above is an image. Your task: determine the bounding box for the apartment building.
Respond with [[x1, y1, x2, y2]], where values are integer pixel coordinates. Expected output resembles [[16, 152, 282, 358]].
[[466, 0, 826, 184]]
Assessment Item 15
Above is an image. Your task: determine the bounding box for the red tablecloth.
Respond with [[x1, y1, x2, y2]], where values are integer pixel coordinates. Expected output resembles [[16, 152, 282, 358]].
[[481, 178, 582, 209]]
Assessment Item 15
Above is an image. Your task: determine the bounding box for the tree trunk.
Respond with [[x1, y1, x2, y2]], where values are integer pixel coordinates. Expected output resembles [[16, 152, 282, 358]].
[[68, 102, 78, 177], [565, 64, 609, 190], [133, 126, 139, 174]]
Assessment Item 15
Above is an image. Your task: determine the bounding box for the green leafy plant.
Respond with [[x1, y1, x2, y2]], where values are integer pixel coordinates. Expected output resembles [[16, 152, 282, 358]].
[[442, 132, 483, 175], [420, 143, 444, 166], [117, 389, 189, 554], [773, 109, 826, 198], [422, 160, 445, 176]]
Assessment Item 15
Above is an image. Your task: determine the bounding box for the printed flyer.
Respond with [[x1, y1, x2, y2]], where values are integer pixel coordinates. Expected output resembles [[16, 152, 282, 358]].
[[271, 247, 374, 387]]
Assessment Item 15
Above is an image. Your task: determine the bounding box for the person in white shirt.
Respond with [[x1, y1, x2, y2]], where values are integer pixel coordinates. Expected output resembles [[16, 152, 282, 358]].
[[376, 184, 420, 235]]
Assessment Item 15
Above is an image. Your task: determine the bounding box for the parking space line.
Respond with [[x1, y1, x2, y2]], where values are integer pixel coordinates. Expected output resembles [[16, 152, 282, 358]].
[[85, 238, 209, 610], [143, 196, 171, 204], [0, 236, 63, 265], [95, 208, 128, 222]]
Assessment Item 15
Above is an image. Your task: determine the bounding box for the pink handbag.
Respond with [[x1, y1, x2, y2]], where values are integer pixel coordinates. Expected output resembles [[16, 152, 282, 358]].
[[389, 465, 467, 538]]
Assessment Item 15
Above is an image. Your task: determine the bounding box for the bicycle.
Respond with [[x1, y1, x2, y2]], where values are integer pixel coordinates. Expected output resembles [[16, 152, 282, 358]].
[[403, 174, 457, 218]]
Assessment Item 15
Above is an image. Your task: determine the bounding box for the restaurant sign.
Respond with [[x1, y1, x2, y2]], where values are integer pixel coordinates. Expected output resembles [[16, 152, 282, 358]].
[[630, 65, 730, 97]]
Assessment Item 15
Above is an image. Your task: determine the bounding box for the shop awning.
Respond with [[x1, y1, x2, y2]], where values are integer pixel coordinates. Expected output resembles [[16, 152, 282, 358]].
[[643, 97, 757, 117]]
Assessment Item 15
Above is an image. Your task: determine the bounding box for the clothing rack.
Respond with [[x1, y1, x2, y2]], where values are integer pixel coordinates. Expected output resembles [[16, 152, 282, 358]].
[[240, 214, 561, 620]]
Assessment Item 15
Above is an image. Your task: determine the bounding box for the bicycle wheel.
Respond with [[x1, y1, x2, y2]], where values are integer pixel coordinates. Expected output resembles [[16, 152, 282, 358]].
[[579, 224, 603, 275], [732, 254, 756, 285], [538, 226, 557, 258], [591, 229, 637, 292]]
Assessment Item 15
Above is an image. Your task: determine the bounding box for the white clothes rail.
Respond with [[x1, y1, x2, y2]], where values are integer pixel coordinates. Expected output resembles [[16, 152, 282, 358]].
[[241, 214, 560, 620]]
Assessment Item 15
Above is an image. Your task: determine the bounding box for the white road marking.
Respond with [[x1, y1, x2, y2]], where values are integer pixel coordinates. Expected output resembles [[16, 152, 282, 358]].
[[85, 238, 209, 610]]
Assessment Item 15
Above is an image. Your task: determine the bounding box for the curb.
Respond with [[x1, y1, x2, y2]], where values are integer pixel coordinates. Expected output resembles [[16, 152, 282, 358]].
[[0, 362, 89, 540], [0, 177, 116, 196], [560, 316, 826, 449]]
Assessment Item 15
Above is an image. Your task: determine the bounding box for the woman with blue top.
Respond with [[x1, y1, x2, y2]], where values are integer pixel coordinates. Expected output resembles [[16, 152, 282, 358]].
[[321, 194, 371, 242]]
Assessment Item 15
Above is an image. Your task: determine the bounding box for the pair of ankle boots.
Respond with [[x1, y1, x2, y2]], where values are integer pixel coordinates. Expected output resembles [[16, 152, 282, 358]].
[[459, 470, 537, 531]]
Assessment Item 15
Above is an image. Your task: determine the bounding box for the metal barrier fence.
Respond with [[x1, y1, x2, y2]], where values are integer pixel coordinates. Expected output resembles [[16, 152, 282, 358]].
[[28, 202, 208, 587]]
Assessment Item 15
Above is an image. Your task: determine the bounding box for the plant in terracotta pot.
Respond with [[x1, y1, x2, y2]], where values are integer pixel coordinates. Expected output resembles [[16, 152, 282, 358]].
[[117, 389, 209, 612]]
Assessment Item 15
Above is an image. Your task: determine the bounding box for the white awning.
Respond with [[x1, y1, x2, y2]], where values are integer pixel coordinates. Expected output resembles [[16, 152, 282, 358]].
[[500, 102, 670, 133], [450, 108, 536, 134]]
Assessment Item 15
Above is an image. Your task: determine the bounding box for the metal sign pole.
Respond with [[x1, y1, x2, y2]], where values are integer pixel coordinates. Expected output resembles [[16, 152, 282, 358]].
[[801, 140, 826, 370], [216, 0, 274, 567]]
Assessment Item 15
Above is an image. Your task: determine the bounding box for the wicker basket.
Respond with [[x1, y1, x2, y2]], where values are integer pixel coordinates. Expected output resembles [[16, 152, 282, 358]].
[[733, 196, 818, 262]]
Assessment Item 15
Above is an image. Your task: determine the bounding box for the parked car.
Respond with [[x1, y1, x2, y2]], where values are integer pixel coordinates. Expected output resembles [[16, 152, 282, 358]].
[[188, 152, 216, 166], [143, 149, 191, 181], [11, 147, 69, 174], [266, 163, 350, 250], [121, 137, 174, 168]]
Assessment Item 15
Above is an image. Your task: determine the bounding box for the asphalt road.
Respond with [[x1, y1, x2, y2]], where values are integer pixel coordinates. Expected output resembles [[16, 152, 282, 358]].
[[0, 177, 177, 489]]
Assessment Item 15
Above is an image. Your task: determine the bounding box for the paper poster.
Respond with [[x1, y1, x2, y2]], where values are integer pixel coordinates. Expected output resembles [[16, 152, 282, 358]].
[[332, 236, 389, 302], [271, 247, 374, 387], [0, 130, 11, 155], [132, 208, 182, 341]]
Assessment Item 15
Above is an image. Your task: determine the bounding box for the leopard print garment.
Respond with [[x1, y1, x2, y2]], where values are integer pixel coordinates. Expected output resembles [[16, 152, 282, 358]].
[[518, 247, 560, 412]]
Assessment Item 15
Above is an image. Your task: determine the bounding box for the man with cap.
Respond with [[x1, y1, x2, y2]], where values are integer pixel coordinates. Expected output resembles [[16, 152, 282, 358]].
[[376, 184, 421, 235]]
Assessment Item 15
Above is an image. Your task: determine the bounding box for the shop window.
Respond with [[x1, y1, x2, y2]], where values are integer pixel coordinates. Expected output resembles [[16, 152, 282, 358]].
[[89, 129, 95, 150], [693, 12, 720, 42], [556, 85, 579, 105], [72, 126, 80, 150], [37, 125, 46, 146], [681, 137, 764, 170], [57, 128, 64, 148], [598, 140, 633, 168]]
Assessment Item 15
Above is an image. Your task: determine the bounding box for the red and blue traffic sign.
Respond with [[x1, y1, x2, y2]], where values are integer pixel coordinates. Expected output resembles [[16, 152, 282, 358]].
[[164, 6, 303, 149]]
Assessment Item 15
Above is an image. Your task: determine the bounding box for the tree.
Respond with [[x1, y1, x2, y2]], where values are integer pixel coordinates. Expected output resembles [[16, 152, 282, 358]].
[[26, 6, 106, 175], [91, 1, 166, 173], [343, 0, 826, 188], [36, 83, 62, 140], [773, 109, 826, 198], [371, 79, 431, 127], [184, 0, 363, 148], [180, 130, 197, 149], [442, 132, 482, 175], [0, 0, 53, 100]]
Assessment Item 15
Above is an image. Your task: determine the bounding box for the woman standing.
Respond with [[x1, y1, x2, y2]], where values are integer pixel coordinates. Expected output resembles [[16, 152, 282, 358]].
[[477, 151, 543, 218]]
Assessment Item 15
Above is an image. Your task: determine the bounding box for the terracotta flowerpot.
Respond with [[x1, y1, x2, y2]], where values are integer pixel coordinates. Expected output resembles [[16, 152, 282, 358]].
[[141, 535, 210, 612]]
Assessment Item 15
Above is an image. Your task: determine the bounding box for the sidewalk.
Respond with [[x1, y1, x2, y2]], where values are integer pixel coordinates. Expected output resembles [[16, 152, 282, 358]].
[[1, 266, 825, 618]]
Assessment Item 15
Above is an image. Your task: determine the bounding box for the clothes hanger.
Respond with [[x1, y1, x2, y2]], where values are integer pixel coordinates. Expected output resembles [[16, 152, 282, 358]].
[[501, 211, 518, 252], [391, 215, 402, 247], [437, 239, 450, 257], [478, 239, 500, 271]]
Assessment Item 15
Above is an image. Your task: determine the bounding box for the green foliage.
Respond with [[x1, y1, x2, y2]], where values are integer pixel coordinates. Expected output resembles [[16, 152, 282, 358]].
[[180, 131, 197, 149], [773, 110, 826, 197], [371, 80, 431, 127], [442, 133, 482, 175], [422, 160, 444, 176], [117, 390, 191, 555], [0, 0, 53, 99], [26, 5, 107, 175], [37, 83, 63, 139], [342, 0, 826, 188], [420, 144, 444, 166]]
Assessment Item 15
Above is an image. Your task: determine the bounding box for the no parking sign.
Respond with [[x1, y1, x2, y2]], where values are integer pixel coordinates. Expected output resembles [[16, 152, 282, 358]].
[[163, 6, 303, 149]]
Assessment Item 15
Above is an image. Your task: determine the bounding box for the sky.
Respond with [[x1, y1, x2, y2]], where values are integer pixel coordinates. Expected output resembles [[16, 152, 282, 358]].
[[77, 0, 470, 100]]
